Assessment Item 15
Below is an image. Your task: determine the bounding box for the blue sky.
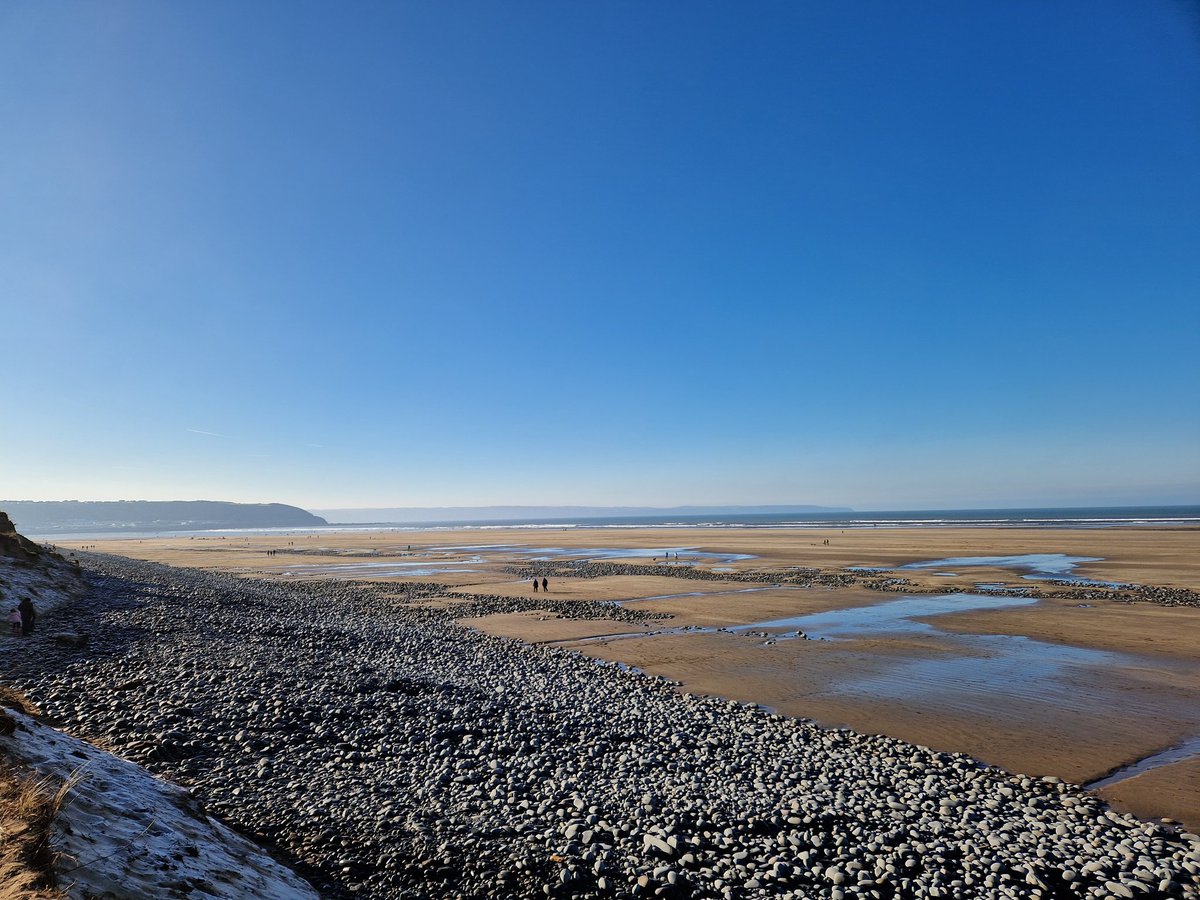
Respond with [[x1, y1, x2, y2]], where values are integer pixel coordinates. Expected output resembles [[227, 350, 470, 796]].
[[2, 1, 1197, 510]]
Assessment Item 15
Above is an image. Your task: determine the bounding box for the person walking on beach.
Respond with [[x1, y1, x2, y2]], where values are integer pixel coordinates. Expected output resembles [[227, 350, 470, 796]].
[[542, 576, 548, 592], [18, 597, 35, 636], [8, 609, 21, 636], [532, 578, 538, 592]]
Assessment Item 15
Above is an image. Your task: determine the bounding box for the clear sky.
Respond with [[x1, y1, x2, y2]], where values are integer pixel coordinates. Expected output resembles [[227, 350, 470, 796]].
[[2, 1, 1197, 511]]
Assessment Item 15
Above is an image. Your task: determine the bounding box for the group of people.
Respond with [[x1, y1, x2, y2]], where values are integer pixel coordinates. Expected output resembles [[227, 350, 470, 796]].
[[7, 597, 35, 636], [531, 576, 549, 592]]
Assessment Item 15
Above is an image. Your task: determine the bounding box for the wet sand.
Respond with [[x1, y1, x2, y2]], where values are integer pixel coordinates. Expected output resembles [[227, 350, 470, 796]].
[[447, 574, 757, 602], [465, 585, 1200, 793], [926, 594, 1200, 659], [620, 584, 898, 626], [555, 631, 1197, 785], [1099, 757, 1200, 828], [458, 609, 656, 643], [60, 524, 1200, 590]]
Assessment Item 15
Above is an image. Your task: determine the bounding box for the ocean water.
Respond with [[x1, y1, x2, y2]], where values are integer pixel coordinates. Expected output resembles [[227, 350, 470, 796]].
[[345, 505, 1200, 531], [33, 505, 1200, 540]]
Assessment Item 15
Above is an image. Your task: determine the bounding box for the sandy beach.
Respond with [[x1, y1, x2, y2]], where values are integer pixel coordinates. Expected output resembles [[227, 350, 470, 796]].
[[57, 525, 1200, 830], [61, 524, 1200, 589], [10, 551, 1200, 899]]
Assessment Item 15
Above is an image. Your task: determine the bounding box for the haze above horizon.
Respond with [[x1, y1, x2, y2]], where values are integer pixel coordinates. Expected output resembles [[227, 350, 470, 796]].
[[3, 2, 1197, 511]]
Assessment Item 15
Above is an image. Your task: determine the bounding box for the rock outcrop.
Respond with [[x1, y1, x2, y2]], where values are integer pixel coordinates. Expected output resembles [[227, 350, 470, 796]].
[[0, 509, 46, 563]]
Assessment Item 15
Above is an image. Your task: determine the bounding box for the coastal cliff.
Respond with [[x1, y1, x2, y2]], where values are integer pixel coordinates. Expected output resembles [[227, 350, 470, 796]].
[[2, 500, 328, 535], [0, 509, 46, 562]]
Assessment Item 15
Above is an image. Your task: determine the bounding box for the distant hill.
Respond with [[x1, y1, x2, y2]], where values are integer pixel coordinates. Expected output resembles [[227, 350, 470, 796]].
[[313, 504, 852, 524], [2, 501, 328, 535]]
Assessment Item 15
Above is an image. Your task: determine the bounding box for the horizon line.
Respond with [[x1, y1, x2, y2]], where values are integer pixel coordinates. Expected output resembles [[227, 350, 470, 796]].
[[309, 502, 1200, 514], [6, 500, 1200, 514]]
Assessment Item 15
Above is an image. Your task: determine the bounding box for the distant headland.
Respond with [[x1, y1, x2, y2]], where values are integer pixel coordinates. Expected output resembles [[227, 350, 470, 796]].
[[2, 500, 328, 535]]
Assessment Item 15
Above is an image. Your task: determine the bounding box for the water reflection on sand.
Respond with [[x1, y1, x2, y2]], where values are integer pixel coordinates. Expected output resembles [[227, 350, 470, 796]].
[[280, 558, 485, 577], [582, 590, 1200, 786], [431, 544, 756, 564], [896, 553, 1131, 587]]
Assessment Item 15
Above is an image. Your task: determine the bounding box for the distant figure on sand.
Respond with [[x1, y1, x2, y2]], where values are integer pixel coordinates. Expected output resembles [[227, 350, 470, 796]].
[[18, 597, 35, 636], [532, 578, 538, 592], [8, 609, 21, 636], [542, 576, 548, 592]]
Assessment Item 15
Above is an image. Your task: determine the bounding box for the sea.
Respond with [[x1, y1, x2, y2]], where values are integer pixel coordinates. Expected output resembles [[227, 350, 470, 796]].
[[329, 505, 1200, 531], [30, 505, 1200, 541]]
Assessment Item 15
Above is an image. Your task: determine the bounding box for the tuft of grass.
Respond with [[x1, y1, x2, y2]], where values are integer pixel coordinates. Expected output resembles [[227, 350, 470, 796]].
[[0, 762, 72, 898]]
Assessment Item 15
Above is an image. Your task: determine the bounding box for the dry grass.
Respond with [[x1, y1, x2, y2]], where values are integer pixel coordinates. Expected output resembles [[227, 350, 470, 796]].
[[0, 686, 38, 717], [0, 683, 68, 898], [0, 762, 71, 898]]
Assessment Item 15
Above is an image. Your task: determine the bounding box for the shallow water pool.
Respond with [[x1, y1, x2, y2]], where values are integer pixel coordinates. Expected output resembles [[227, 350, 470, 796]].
[[431, 544, 756, 564], [279, 558, 484, 577], [895, 553, 1131, 587]]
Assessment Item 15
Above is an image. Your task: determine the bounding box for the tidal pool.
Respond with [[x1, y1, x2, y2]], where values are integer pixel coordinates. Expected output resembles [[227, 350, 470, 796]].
[[735, 592, 1200, 784], [737, 591, 1042, 638], [895, 553, 1131, 587], [432, 544, 756, 564], [575, 589, 1200, 787], [279, 558, 484, 577], [735, 592, 1137, 712]]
